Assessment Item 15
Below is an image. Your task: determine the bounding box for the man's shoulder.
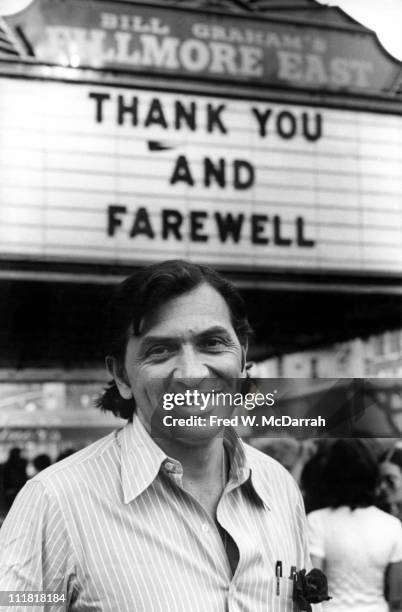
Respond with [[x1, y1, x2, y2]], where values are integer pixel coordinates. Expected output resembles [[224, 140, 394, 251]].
[[244, 441, 292, 473], [31, 429, 119, 491], [243, 442, 300, 496]]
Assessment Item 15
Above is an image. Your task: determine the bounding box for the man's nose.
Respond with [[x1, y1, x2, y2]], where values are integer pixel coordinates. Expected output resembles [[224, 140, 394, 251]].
[[172, 346, 210, 379]]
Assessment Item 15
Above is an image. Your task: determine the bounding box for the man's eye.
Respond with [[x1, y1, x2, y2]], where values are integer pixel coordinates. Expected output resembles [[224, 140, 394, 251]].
[[202, 337, 227, 351], [147, 345, 171, 359]]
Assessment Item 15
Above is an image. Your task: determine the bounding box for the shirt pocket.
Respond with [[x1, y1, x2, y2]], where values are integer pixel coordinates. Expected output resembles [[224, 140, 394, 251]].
[[259, 575, 296, 612]]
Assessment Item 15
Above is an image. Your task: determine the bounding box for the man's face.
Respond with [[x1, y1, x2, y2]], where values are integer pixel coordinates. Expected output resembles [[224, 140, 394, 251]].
[[110, 283, 247, 442]]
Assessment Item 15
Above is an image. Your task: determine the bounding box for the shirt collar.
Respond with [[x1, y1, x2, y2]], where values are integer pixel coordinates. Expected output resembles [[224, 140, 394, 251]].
[[224, 425, 249, 485], [119, 414, 168, 504], [248, 464, 273, 511], [118, 415, 270, 509], [225, 427, 272, 510]]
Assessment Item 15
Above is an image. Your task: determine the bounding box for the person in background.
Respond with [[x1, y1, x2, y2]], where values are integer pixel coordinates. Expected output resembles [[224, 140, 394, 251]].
[[2, 448, 27, 511], [308, 439, 402, 612], [260, 438, 301, 471], [379, 446, 402, 522], [32, 454, 52, 475], [261, 438, 318, 486], [300, 440, 332, 514], [56, 448, 76, 462]]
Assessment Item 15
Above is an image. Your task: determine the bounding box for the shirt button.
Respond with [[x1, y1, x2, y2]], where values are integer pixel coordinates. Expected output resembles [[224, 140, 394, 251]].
[[201, 523, 209, 533]]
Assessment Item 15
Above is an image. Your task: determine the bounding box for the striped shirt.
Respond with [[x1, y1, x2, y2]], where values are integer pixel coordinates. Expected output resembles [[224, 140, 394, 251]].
[[0, 415, 313, 611]]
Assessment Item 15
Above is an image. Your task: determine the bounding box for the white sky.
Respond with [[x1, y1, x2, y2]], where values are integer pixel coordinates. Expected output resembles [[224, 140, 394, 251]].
[[317, 0, 402, 60], [1, 0, 402, 61]]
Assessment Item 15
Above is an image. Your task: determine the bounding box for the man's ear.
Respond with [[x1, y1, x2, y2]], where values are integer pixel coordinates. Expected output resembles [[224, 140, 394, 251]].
[[105, 356, 133, 400]]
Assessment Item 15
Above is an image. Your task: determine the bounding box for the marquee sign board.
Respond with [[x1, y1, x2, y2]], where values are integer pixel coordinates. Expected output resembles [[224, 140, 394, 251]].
[[4, 0, 401, 94], [0, 77, 401, 275]]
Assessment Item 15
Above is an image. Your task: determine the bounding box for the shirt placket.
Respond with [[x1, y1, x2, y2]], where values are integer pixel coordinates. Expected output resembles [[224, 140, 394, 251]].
[[216, 477, 253, 610], [162, 457, 235, 583], [218, 480, 293, 612]]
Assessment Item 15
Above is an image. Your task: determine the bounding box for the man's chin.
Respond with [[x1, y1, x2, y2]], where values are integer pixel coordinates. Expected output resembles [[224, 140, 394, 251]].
[[164, 423, 226, 446]]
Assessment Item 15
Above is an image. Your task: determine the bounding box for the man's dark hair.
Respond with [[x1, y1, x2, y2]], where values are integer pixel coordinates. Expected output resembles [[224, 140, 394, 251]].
[[97, 260, 252, 420], [324, 439, 379, 510]]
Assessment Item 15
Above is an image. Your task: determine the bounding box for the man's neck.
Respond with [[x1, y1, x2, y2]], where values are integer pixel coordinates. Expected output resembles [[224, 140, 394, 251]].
[[155, 434, 227, 517], [156, 434, 225, 485]]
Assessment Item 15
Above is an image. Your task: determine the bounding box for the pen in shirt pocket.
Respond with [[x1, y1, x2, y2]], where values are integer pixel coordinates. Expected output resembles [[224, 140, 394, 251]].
[[289, 566, 297, 598], [275, 561, 282, 596]]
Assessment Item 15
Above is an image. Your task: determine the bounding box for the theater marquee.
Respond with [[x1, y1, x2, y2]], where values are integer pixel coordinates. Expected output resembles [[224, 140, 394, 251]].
[[4, 0, 400, 94], [0, 78, 401, 274]]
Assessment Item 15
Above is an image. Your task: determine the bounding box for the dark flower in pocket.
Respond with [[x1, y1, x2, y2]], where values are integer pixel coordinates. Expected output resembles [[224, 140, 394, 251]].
[[293, 568, 331, 611]]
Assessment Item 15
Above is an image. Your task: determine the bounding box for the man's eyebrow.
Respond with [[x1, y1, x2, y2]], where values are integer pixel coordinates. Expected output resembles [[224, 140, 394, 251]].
[[197, 326, 232, 338], [137, 336, 177, 349], [137, 326, 232, 346]]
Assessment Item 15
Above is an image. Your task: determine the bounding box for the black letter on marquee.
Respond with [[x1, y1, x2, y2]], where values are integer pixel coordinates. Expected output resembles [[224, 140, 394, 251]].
[[296, 217, 315, 247], [302, 112, 322, 142], [234, 160, 254, 190], [162, 209, 183, 240], [251, 108, 272, 137], [276, 111, 297, 139], [273, 215, 292, 246], [204, 158, 225, 188], [214, 213, 244, 243], [251, 215, 268, 244], [170, 155, 194, 186], [89, 92, 111, 123], [207, 104, 227, 134], [107, 204, 127, 236], [144, 98, 168, 129], [175, 101, 196, 131], [118, 95, 138, 126], [130, 207, 154, 239], [190, 211, 208, 242]]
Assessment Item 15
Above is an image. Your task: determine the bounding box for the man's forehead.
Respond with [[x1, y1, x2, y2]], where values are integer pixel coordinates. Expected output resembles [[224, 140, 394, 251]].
[[135, 284, 234, 337]]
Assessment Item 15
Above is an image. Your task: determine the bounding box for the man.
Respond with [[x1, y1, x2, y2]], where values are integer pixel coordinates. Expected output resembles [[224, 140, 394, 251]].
[[0, 260, 314, 611]]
